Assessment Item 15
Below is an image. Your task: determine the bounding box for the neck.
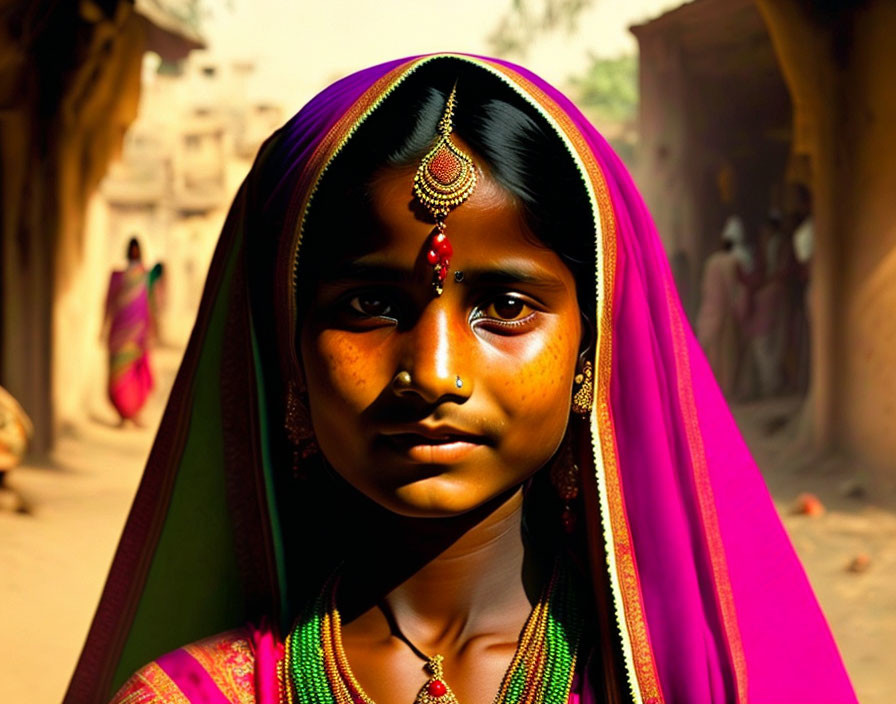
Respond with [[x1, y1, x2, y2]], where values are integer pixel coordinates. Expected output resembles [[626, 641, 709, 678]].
[[339, 487, 542, 649]]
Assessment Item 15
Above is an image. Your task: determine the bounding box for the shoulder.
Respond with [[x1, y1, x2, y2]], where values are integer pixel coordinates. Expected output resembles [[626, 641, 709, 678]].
[[109, 629, 257, 703]]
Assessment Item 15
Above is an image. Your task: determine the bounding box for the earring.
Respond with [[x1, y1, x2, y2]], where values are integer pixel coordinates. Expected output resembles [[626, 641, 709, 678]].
[[285, 380, 318, 477], [550, 434, 580, 534], [571, 361, 594, 415]]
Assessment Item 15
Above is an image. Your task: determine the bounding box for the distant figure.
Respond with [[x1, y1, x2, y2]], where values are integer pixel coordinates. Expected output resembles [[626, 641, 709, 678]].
[[747, 210, 788, 396], [696, 216, 750, 396], [102, 237, 154, 426], [147, 262, 167, 346], [793, 209, 814, 268], [787, 183, 813, 394]]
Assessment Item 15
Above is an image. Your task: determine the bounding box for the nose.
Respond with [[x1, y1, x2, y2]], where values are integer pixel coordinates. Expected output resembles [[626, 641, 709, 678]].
[[392, 305, 471, 405]]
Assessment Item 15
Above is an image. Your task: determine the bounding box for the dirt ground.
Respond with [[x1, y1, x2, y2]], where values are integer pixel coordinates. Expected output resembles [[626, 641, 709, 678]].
[[1, 350, 893, 703], [0, 347, 180, 703], [732, 397, 896, 704]]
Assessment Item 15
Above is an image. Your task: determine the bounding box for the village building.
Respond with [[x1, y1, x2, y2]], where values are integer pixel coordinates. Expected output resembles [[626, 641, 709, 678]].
[[0, 0, 203, 451], [633, 0, 896, 475], [1, 1, 285, 449]]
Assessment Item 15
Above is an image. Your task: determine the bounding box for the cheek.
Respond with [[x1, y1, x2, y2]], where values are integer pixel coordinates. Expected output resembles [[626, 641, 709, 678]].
[[489, 320, 578, 402], [302, 330, 385, 414], [488, 328, 578, 456]]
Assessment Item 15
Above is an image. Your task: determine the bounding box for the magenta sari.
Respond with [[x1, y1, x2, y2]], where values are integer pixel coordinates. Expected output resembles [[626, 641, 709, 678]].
[[67, 54, 855, 704], [104, 263, 154, 420]]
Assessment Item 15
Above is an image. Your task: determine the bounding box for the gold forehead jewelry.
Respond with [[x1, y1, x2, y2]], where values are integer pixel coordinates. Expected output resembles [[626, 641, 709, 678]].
[[413, 85, 478, 296]]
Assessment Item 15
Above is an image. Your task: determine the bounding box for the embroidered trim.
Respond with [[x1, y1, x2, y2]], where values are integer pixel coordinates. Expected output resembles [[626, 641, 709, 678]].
[[183, 632, 256, 704], [108, 662, 190, 704], [663, 278, 748, 702]]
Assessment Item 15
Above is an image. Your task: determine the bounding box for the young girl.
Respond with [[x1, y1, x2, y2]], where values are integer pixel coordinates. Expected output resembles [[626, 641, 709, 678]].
[[66, 54, 856, 704]]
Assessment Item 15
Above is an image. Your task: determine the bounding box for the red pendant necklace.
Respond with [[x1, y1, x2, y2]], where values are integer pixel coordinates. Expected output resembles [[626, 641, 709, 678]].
[[281, 561, 584, 704]]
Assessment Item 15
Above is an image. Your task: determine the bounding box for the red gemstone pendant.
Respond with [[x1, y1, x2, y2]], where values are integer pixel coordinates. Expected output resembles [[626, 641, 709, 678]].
[[414, 655, 459, 704], [427, 680, 447, 697], [427, 229, 453, 295]]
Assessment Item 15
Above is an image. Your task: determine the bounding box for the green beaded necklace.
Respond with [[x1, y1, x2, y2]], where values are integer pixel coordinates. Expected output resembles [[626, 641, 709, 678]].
[[281, 561, 584, 704]]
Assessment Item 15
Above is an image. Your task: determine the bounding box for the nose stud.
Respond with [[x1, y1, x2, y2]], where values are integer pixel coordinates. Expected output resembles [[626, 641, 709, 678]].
[[392, 370, 413, 390], [392, 370, 465, 393]]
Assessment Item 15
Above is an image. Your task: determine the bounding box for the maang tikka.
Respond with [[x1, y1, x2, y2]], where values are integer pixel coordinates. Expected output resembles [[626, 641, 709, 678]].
[[413, 84, 478, 295]]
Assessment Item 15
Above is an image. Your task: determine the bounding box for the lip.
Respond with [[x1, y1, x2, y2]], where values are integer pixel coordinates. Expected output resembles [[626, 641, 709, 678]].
[[381, 425, 486, 464]]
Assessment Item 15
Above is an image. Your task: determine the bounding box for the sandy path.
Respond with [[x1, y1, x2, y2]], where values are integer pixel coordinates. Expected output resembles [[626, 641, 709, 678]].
[[0, 346, 180, 703], [733, 397, 896, 704], [1, 361, 892, 702]]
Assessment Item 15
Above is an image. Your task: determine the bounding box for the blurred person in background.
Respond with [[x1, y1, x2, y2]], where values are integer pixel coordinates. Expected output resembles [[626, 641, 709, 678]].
[[745, 209, 789, 397], [101, 236, 154, 427], [787, 183, 813, 394], [696, 215, 751, 397], [148, 261, 168, 346]]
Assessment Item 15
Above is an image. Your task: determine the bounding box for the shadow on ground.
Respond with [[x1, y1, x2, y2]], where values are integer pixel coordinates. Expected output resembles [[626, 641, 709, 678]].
[[732, 395, 896, 704]]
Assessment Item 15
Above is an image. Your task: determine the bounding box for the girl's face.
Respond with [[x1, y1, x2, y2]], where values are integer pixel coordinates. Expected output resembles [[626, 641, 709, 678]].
[[300, 164, 582, 517]]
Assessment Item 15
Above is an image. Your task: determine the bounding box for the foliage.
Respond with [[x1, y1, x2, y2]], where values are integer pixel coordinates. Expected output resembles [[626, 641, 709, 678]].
[[488, 0, 593, 56], [569, 54, 638, 124]]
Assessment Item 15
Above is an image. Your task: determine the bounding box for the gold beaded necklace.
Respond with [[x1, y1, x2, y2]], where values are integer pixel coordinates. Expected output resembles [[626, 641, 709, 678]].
[[281, 561, 583, 704]]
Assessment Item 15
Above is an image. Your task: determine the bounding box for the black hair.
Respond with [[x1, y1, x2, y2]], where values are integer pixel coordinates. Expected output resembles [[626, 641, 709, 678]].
[[299, 59, 595, 310], [126, 236, 141, 262]]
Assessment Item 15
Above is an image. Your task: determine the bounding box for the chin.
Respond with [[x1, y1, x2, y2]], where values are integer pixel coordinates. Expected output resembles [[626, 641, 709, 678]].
[[378, 475, 509, 519]]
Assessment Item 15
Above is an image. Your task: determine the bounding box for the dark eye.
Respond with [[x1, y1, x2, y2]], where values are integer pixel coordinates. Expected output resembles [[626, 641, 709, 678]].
[[482, 295, 532, 321], [349, 294, 394, 318]]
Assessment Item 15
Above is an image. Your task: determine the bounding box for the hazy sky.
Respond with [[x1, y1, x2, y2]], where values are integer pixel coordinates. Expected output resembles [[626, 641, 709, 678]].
[[199, 0, 679, 114]]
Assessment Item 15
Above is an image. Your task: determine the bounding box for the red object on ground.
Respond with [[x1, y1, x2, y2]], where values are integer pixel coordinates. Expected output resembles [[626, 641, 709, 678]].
[[795, 492, 825, 517]]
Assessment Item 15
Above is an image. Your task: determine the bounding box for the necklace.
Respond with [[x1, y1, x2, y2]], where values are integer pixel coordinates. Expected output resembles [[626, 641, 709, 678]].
[[281, 561, 584, 704]]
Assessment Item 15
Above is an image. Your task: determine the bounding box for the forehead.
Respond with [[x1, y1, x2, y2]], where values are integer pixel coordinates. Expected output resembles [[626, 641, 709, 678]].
[[335, 166, 560, 270]]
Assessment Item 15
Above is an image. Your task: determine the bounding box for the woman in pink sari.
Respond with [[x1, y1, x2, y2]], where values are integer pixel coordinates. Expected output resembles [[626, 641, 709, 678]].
[[67, 55, 855, 704], [102, 237, 154, 425]]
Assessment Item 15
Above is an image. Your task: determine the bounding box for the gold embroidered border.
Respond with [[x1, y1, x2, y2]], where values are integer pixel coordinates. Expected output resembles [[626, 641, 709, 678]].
[[663, 279, 749, 701], [183, 631, 256, 704], [483, 60, 664, 704], [109, 661, 190, 704]]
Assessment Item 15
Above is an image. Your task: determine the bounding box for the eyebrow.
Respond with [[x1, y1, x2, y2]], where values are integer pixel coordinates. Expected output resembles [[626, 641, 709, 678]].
[[316, 261, 408, 284], [317, 259, 566, 289]]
